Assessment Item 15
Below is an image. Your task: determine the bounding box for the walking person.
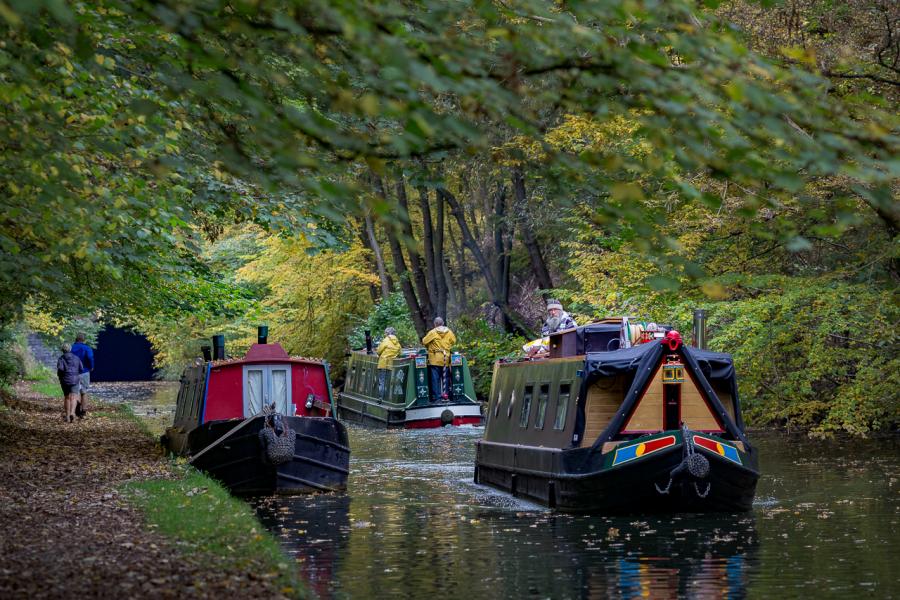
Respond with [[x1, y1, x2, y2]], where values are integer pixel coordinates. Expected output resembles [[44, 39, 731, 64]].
[[70, 333, 94, 418], [375, 327, 401, 401], [57, 344, 83, 423], [422, 317, 456, 402]]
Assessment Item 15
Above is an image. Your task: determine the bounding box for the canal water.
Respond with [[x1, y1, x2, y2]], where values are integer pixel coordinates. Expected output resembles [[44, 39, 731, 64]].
[[99, 383, 899, 599]]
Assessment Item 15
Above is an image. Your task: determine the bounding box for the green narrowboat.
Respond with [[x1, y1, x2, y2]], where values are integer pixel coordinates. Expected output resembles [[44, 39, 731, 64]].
[[474, 315, 759, 513], [336, 348, 482, 428]]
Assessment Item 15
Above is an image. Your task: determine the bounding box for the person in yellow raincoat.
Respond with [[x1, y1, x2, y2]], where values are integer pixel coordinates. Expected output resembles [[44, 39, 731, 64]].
[[376, 327, 401, 401], [422, 317, 456, 401]]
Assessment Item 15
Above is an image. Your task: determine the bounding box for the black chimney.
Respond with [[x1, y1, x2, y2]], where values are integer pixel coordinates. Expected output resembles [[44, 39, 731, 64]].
[[365, 329, 373, 354], [200, 345, 212, 362], [212, 334, 225, 360], [692, 309, 707, 349], [258, 325, 268, 345]]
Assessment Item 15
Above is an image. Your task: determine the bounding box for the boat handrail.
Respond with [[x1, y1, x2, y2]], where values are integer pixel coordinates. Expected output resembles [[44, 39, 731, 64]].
[[189, 404, 276, 465]]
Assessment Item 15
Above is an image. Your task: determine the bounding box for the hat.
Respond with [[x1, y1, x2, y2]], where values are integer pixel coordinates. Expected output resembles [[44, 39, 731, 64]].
[[546, 299, 563, 311]]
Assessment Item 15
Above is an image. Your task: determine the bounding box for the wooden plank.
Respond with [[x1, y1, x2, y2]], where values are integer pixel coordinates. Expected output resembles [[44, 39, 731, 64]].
[[581, 376, 625, 444], [682, 379, 722, 431]]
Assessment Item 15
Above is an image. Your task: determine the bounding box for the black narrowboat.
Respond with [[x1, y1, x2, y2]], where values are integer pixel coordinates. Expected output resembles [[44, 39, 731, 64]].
[[474, 314, 759, 512], [336, 348, 482, 428], [163, 329, 350, 495]]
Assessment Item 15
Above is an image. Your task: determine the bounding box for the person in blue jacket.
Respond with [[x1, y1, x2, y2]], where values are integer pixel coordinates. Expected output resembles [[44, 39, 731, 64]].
[[71, 333, 94, 418]]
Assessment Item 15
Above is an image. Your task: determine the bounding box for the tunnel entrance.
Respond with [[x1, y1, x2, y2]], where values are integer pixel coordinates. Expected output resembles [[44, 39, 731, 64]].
[[92, 325, 157, 382]]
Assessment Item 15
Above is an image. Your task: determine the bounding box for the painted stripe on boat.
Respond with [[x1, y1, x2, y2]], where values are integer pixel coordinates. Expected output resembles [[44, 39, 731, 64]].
[[611, 435, 677, 466], [693, 435, 742, 465], [404, 404, 483, 421], [405, 416, 483, 429]]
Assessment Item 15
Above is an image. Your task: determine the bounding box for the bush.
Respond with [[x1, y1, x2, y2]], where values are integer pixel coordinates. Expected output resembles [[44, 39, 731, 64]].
[[0, 326, 27, 388], [454, 316, 526, 401], [708, 278, 899, 436], [348, 292, 418, 351]]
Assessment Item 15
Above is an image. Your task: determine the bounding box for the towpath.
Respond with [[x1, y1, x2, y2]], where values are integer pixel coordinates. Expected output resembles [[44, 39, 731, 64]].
[[0, 383, 288, 599]]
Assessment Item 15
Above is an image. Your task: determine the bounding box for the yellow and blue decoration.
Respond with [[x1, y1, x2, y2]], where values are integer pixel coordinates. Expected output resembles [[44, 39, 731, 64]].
[[661, 355, 685, 384], [612, 435, 676, 466], [693, 435, 742, 465]]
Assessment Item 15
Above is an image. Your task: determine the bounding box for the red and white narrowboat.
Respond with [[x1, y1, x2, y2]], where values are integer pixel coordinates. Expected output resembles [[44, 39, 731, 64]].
[[163, 329, 349, 495]]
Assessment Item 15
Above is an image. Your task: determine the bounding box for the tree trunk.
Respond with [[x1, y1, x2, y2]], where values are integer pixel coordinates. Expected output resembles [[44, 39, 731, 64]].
[[355, 221, 381, 302], [439, 187, 534, 337], [512, 168, 554, 289], [492, 183, 511, 330], [362, 211, 392, 299], [434, 188, 448, 319], [448, 223, 467, 310], [374, 176, 428, 337], [418, 186, 438, 310], [396, 178, 434, 320]]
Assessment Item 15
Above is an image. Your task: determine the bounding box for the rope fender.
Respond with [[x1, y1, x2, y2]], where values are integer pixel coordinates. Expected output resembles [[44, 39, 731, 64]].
[[259, 410, 297, 465], [655, 424, 711, 498]]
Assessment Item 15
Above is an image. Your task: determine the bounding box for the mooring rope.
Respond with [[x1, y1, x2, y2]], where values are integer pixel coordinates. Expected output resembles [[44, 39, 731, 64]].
[[189, 403, 277, 464]]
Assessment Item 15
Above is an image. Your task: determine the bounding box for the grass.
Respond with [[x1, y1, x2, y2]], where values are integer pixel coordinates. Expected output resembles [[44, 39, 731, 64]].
[[26, 364, 62, 397], [123, 470, 307, 598], [115, 403, 157, 440], [24, 364, 54, 382], [31, 381, 62, 397], [19, 367, 306, 598]]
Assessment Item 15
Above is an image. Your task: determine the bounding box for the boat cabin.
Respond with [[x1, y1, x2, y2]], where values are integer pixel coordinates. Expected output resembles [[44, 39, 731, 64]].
[[484, 318, 746, 451], [172, 342, 334, 436], [337, 348, 481, 428]]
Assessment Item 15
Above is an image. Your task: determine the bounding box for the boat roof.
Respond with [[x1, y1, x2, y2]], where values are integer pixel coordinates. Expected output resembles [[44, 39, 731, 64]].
[[209, 343, 326, 367]]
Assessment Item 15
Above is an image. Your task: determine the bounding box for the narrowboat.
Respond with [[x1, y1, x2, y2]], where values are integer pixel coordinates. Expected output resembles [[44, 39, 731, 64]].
[[163, 328, 350, 495], [474, 312, 759, 512], [336, 346, 482, 428]]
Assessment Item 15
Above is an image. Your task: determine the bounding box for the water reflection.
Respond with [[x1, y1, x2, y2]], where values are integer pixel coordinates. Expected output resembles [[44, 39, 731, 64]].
[[256, 494, 351, 598], [100, 384, 898, 598], [253, 427, 763, 599]]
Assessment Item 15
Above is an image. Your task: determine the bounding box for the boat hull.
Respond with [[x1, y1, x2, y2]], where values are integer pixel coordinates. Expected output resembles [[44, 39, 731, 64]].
[[336, 394, 483, 429], [165, 416, 350, 495], [475, 433, 759, 513]]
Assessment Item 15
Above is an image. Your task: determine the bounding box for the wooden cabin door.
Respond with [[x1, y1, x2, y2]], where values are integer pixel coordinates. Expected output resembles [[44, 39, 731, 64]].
[[243, 365, 293, 417]]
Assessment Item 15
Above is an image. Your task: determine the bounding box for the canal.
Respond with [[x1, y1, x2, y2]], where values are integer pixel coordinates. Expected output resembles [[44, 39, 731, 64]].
[[96, 382, 899, 598]]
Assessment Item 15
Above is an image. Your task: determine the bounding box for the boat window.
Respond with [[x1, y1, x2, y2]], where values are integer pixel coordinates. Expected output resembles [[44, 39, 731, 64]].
[[243, 365, 293, 417], [494, 390, 502, 418], [246, 368, 264, 414], [271, 368, 289, 413], [349, 364, 356, 391], [554, 382, 571, 430], [507, 389, 516, 418], [534, 383, 550, 429], [519, 385, 534, 428]]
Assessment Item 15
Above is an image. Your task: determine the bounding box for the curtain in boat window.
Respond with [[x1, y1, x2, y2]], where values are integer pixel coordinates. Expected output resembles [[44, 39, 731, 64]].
[[271, 368, 288, 413], [247, 369, 264, 415]]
